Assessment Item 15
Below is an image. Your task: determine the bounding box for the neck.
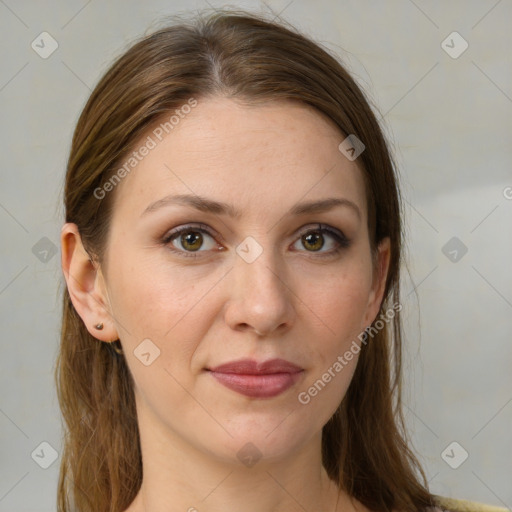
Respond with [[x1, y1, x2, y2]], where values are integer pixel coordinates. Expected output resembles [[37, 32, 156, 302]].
[[124, 397, 347, 512]]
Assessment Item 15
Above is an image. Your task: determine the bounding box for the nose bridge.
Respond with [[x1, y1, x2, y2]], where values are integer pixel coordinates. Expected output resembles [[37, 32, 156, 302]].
[[236, 235, 287, 296], [226, 234, 294, 333]]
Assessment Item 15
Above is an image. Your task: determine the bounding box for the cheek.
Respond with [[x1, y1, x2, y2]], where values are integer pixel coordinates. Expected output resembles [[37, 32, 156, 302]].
[[302, 260, 373, 339], [107, 248, 199, 334], [107, 253, 220, 376], [295, 258, 373, 411], [110, 262, 209, 414]]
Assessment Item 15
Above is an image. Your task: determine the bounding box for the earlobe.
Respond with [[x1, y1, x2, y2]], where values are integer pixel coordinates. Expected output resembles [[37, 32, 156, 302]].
[[60, 223, 118, 343]]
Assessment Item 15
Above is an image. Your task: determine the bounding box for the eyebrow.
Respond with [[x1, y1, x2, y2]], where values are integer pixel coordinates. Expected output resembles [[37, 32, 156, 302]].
[[141, 193, 361, 220]]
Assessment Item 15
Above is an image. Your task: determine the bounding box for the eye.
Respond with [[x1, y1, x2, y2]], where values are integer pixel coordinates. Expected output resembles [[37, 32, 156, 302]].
[[161, 223, 221, 258], [292, 224, 350, 257], [161, 223, 350, 259]]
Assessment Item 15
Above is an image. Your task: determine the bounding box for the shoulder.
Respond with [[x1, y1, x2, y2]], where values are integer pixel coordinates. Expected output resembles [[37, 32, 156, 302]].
[[431, 495, 510, 512]]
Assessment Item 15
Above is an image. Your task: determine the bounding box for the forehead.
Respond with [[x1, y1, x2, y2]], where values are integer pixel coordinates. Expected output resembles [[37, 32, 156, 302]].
[[109, 96, 367, 224]]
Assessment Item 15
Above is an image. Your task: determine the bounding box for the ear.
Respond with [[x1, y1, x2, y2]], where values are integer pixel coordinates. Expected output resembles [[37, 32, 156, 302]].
[[60, 222, 119, 343], [361, 237, 391, 329]]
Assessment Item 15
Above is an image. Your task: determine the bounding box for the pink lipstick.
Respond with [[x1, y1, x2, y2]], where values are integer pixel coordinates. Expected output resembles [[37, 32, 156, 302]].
[[207, 358, 304, 398]]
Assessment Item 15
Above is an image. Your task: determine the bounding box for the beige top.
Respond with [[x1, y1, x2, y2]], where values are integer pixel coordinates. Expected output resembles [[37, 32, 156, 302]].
[[433, 495, 509, 512]]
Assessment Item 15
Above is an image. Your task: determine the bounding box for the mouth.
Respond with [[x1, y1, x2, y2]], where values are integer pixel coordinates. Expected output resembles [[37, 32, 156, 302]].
[[206, 358, 304, 399]]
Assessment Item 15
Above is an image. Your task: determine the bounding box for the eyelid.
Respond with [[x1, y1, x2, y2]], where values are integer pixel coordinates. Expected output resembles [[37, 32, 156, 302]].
[[161, 222, 350, 258]]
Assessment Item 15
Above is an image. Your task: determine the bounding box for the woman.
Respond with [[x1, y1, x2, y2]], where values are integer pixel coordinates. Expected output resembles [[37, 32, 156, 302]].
[[56, 8, 501, 512]]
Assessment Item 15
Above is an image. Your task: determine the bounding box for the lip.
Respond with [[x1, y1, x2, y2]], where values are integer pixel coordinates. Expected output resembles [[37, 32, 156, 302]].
[[207, 358, 304, 398]]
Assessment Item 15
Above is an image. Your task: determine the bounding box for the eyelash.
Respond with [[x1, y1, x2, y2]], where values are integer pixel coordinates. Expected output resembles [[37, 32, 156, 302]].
[[161, 223, 351, 259]]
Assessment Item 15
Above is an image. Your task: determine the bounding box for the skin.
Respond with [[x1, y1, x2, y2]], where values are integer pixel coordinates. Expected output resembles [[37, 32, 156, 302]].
[[61, 96, 390, 512]]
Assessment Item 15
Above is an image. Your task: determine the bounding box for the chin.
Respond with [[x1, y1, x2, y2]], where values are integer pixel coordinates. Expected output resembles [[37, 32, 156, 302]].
[[197, 418, 313, 467]]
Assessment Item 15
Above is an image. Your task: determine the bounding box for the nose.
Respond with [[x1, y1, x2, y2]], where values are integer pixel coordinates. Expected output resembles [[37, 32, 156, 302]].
[[223, 246, 296, 338]]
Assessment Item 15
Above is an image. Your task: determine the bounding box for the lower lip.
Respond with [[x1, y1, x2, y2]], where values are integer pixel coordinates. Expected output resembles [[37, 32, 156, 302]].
[[209, 371, 303, 398]]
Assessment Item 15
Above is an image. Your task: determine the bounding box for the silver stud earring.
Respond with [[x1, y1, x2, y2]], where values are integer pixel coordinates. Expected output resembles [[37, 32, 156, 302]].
[[95, 323, 104, 330]]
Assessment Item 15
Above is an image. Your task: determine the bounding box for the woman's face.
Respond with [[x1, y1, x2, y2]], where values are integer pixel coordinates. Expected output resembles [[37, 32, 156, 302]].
[[76, 96, 389, 465]]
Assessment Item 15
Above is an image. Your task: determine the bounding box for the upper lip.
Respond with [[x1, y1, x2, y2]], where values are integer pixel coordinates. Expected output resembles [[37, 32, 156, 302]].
[[208, 358, 303, 375]]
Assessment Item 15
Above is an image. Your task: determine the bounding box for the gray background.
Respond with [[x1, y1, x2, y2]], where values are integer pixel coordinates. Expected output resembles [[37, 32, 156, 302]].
[[1, 1, 511, 510]]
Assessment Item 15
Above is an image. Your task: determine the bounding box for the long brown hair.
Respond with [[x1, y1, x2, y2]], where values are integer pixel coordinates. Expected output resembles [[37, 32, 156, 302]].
[[56, 7, 438, 512]]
